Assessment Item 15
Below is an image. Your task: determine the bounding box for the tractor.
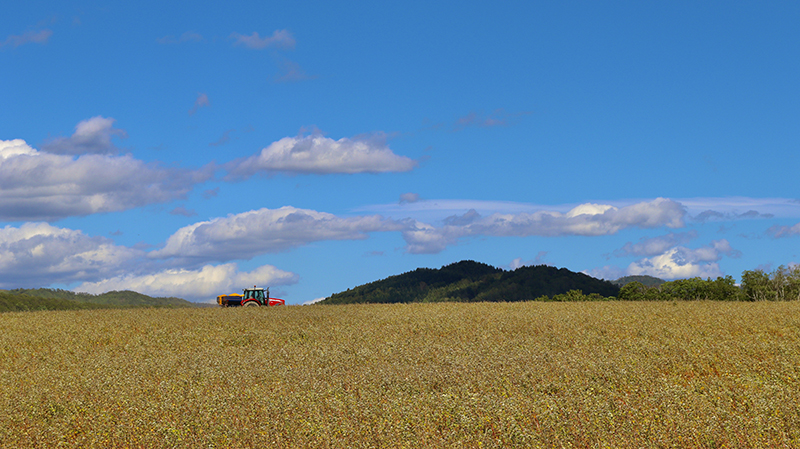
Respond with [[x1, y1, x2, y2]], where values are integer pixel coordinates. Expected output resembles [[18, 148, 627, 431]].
[[217, 286, 285, 307]]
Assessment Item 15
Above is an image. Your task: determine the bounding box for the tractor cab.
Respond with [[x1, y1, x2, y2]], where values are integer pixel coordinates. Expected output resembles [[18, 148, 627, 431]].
[[240, 286, 285, 306], [243, 286, 268, 305], [242, 285, 269, 306]]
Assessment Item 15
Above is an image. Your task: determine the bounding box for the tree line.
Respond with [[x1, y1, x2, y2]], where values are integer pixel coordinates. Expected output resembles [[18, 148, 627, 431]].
[[617, 265, 800, 302]]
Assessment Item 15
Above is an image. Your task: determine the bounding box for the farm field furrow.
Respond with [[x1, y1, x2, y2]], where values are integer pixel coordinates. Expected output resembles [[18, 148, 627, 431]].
[[1, 301, 799, 448]]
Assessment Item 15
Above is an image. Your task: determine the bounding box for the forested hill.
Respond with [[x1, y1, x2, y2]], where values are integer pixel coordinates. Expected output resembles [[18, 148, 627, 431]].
[[323, 260, 620, 304], [1, 288, 194, 312], [611, 275, 665, 287]]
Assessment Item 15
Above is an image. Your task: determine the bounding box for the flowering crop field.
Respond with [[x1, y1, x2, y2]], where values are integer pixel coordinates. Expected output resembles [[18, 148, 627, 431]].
[[1, 301, 799, 448]]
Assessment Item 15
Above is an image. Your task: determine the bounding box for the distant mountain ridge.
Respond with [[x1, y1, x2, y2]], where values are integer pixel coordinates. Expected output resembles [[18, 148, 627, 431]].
[[611, 275, 665, 287], [0, 288, 194, 312], [323, 260, 620, 304]]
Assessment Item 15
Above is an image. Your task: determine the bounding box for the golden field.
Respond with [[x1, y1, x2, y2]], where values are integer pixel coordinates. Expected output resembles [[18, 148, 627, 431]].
[[1, 301, 799, 448]]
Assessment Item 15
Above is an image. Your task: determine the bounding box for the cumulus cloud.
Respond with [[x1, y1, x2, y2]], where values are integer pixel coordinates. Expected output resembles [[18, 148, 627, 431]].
[[613, 231, 699, 257], [74, 263, 298, 303], [0, 138, 211, 221], [149, 206, 407, 262], [1, 29, 52, 48], [767, 222, 800, 238], [225, 131, 417, 177], [402, 198, 687, 254], [42, 116, 127, 155], [591, 239, 741, 280], [0, 221, 299, 302], [231, 30, 295, 49], [0, 222, 141, 288], [189, 93, 210, 115]]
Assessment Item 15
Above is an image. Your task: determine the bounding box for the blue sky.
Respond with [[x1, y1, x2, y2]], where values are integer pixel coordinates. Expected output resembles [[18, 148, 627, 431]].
[[1, 1, 799, 303]]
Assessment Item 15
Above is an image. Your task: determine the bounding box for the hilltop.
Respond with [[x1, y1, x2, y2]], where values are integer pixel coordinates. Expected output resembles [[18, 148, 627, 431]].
[[611, 275, 666, 288], [323, 260, 620, 304]]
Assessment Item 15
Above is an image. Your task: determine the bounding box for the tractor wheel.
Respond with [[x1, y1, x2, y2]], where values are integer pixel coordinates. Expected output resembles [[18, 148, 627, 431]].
[[243, 301, 260, 307]]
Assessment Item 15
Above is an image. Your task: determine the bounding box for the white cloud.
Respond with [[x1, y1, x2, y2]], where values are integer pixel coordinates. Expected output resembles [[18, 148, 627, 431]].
[[224, 131, 417, 177], [565, 203, 616, 218], [42, 116, 127, 155], [149, 206, 406, 262], [303, 297, 327, 305], [1, 29, 52, 48], [402, 220, 460, 254], [365, 197, 800, 227], [627, 249, 724, 279], [0, 139, 37, 158], [0, 222, 141, 287], [0, 138, 211, 221], [594, 239, 741, 280], [189, 93, 210, 115], [231, 30, 295, 49], [0, 221, 299, 302], [74, 263, 298, 303], [613, 231, 698, 257], [402, 198, 686, 254]]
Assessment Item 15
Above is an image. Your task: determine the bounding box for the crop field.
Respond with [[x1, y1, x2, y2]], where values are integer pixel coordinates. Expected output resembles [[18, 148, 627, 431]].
[[2, 301, 800, 448]]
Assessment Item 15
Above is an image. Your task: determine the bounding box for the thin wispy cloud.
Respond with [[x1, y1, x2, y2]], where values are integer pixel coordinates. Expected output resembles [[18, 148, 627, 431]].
[[170, 206, 197, 217], [1, 29, 52, 48], [231, 29, 296, 49], [399, 193, 421, 204], [452, 109, 531, 131], [401, 198, 687, 254], [678, 197, 800, 219], [766, 223, 800, 238], [189, 93, 210, 115], [209, 129, 234, 147], [274, 58, 316, 83]]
